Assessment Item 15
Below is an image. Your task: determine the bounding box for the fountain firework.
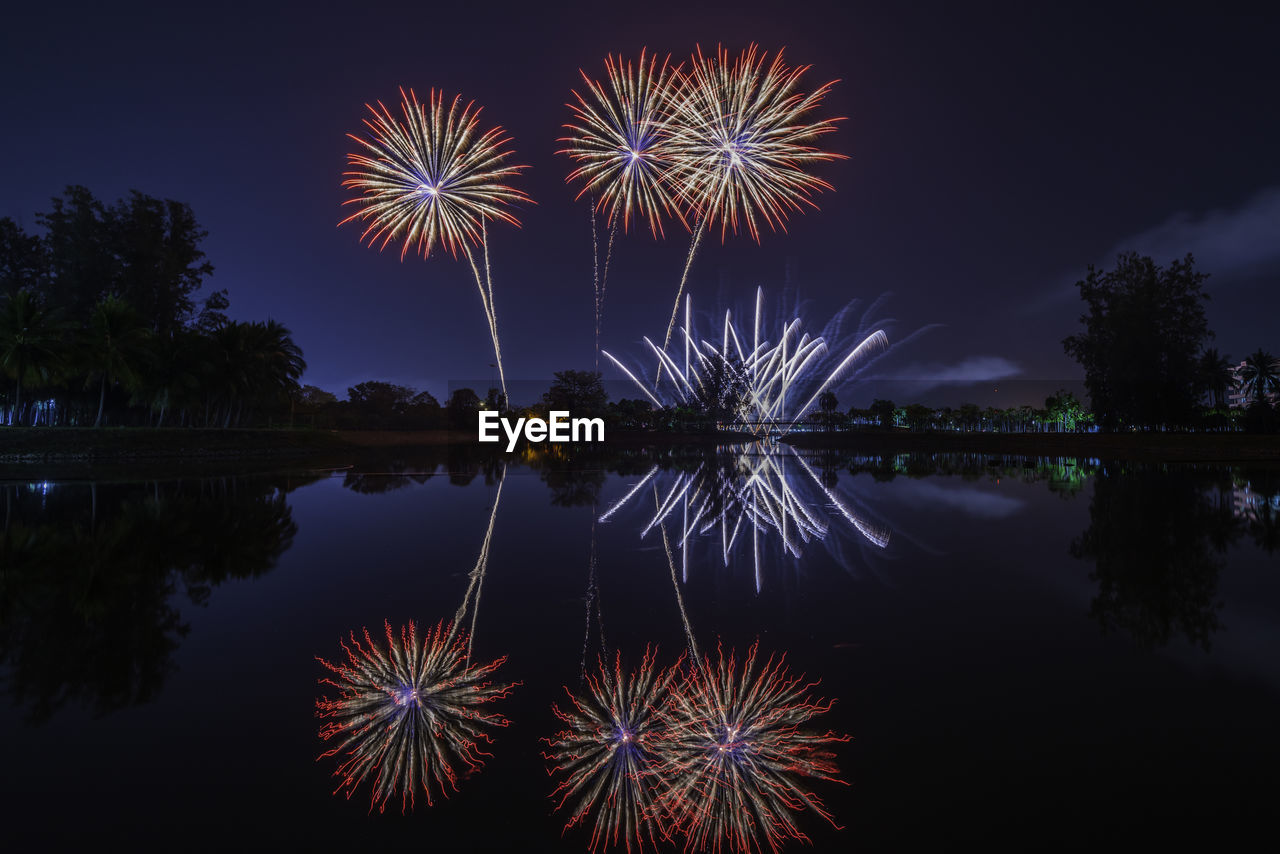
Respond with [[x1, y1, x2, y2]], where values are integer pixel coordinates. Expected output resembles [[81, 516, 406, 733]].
[[603, 287, 889, 436]]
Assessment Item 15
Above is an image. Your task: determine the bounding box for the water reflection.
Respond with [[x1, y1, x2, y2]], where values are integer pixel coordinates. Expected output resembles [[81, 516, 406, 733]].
[[544, 647, 680, 853], [1070, 464, 1241, 651], [315, 620, 516, 813], [315, 465, 516, 811], [598, 445, 891, 590], [0, 476, 306, 722]]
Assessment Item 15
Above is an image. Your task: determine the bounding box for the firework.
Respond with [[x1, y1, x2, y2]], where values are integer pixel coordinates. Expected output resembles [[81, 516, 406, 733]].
[[315, 619, 517, 813], [599, 447, 890, 594], [544, 647, 684, 853], [560, 50, 683, 362], [561, 49, 684, 239], [603, 287, 888, 436], [652, 642, 848, 853], [660, 44, 844, 351], [340, 87, 530, 398]]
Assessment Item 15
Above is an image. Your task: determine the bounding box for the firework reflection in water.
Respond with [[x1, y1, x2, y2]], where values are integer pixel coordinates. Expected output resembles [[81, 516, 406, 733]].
[[544, 647, 685, 853], [316, 619, 516, 812], [653, 641, 849, 854]]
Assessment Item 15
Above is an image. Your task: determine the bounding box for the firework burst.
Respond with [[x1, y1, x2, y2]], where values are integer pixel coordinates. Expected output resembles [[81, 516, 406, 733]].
[[660, 44, 844, 351], [561, 49, 684, 239], [544, 647, 685, 853], [315, 619, 517, 813], [652, 642, 849, 854], [340, 87, 530, 397], [560, 50, 684, 363]]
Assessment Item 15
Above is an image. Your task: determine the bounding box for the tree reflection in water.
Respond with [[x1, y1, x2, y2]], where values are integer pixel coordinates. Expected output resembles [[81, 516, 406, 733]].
[[0, 476, 306, 722], [1070, 464, 1243, 650]]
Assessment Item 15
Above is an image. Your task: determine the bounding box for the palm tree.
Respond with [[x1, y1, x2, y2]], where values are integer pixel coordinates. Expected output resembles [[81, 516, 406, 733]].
[[82, 295, 152, 427], [137, 331, 200, 427], [1238, 349, 1280, 406], [0, 290, 70, 425], [1199, 348, 1234, 408], [208, 320, 306, 427]]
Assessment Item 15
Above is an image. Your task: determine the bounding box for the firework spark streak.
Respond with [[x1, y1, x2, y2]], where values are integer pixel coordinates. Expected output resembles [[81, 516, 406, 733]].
[[340, 87, 530, 398], [561, 50, 682, 361], [660, 44, 845, 352], [315, 620, 517, 813], [544, 648, 685, 853], [652, 642, 849, 853], [604, 287, 888, 436], [598, 447, 889, 595]]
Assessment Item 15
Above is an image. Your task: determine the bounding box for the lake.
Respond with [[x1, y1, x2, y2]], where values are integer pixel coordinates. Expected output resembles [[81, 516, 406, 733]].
[[2, 447, 1277, 849]]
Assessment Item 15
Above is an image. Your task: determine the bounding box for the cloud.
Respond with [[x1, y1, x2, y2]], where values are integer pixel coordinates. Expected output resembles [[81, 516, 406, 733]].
[[1029, 186, 1280, 312], [868, 355, 1022, 391], [1122, 186, 1280, 279]]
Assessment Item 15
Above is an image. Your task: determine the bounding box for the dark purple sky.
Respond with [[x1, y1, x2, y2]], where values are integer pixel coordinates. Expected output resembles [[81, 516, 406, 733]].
[[3, 1, 1277, 406]]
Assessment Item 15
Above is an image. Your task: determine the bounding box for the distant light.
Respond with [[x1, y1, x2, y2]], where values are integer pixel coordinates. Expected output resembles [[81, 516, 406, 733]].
[[417, 183, 438, 197]]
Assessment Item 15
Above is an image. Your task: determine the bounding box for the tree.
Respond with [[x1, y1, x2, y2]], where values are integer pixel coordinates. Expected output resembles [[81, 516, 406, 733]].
[[903, 403, 933, 431], [688, 354, 749, 424], [35, 186, 213, 336], [1062, 253, 1212, 430], [869, 398, 896, 428], [347, 381, 416, 424], [1044, 389, 1088, 432], [1198, 348, 1234, 409], [816, 391, 839, 430], [1238, 349, 1280, 406], [446, 388, 482, 429], [108, 191, 214, 336], [0, 218, 46, 298], [82, 295, 152, 427], [0, 291, 71, 425], [543, 370, 609, 417]]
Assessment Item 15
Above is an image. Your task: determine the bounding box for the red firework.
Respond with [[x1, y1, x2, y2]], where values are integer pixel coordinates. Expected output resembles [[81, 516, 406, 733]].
[[315, 619, 517, 813]]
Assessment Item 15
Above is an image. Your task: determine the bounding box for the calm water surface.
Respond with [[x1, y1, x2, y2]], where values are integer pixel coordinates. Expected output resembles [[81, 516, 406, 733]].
[[2, 448, 1278, 849]]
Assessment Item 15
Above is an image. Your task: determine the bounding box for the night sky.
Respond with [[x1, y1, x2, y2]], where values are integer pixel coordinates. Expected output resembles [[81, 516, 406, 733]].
[[4, 1, 1277, 406]]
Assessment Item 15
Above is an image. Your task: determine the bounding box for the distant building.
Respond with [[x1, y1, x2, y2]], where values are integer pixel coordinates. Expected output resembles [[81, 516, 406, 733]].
[[1227, 360, 1279, 408]]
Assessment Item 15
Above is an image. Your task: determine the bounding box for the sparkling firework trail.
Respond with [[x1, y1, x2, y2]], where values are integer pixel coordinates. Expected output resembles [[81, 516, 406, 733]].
[[544, 647, 684, 853], [599, 447, 889, 593], [315, 619, 517, 813], [340, 87, 530, 398], [660, 44, 844, 352], [604, 287, 888, 436], [652, 641, 849, 854]]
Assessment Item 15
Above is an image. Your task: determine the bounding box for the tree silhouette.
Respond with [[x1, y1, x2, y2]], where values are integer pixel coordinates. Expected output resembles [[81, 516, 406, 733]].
[[82, 295, 151, 427], [0, 291, 71, 424], [1063, 253, 1212, 430], [1238, 349, 1280, 406]]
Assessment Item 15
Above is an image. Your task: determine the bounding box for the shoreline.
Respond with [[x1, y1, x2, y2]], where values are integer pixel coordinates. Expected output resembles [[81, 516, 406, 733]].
[[0, 426, 1277, 468], [781, 429, 1280, 462]]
